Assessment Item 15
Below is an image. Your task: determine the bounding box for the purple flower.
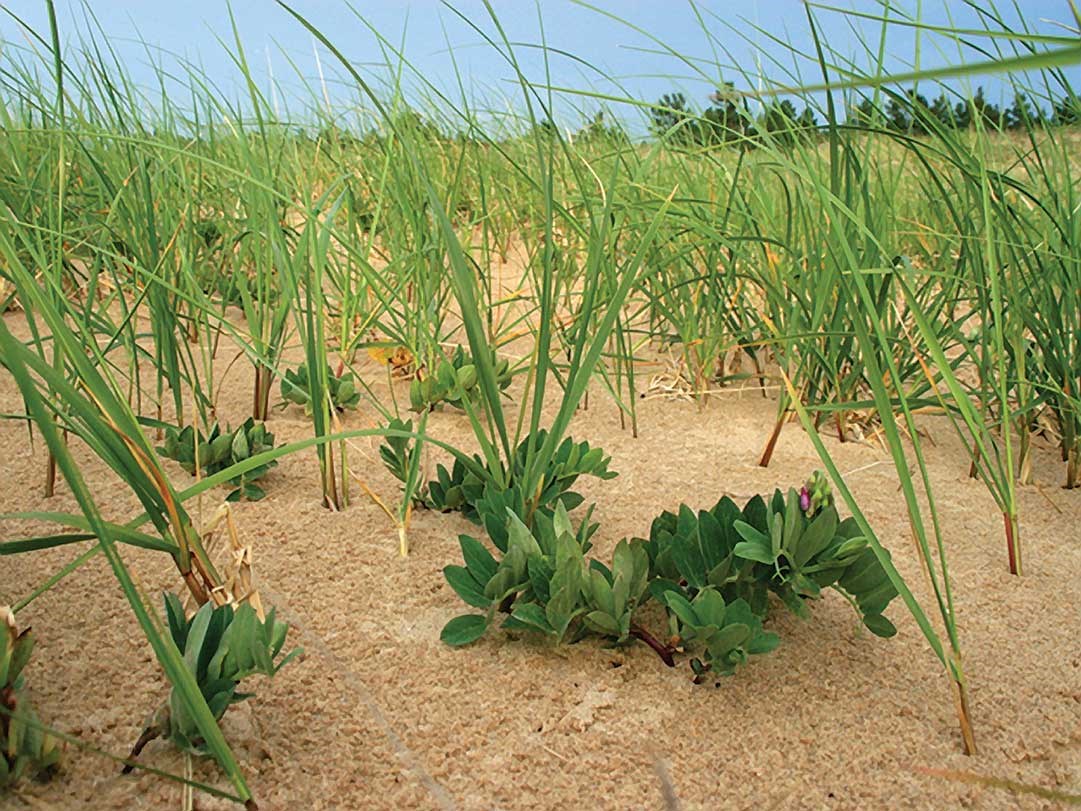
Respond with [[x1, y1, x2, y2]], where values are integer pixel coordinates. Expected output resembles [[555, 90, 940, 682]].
[[799, 486, 811, 512]]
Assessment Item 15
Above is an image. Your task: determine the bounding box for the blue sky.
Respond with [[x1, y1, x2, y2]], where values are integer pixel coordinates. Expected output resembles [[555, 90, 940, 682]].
[[1, 1, 1078, 132]]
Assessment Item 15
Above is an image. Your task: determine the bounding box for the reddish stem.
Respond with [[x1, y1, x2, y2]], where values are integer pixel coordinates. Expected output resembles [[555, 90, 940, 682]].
[[631, 625, 675, 667], [1003, 512, 1020, 576], [121, 724, 163, 774], [759, 413, 785, 468]]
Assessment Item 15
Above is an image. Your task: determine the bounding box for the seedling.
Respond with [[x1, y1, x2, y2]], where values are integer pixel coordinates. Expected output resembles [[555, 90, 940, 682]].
[[124, 594, 300, 768], [1, 608, 61, 786], [373, 415, 428, 555], [280, 362, 360, 415], [409, 346, 512, 412], [159, 420, 278, 501]]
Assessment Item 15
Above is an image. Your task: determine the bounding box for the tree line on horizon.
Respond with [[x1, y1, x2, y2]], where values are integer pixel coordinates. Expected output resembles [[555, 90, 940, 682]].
[[631, 82, 1081, 149], [641, 82, 1081, 148], [291, 81, 1080, 149]]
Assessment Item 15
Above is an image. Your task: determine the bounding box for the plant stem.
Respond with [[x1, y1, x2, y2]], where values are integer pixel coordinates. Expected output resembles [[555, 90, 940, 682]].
[[952, 674, 978, 756], [759, 412, 786, 468], [630, 625, 675, 667], [1003, 511, 1021, 576], [121, 724, 163, 774]]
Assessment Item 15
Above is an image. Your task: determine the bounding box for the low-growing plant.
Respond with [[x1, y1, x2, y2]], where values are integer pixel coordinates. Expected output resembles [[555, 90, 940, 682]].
[[419, 430, 614, 549], [658, 590, 779, 681], [646, 471, 898, 637], [1, 607, 61, 786], [409, 346, 512, 412], [440, 505, 605, 647], [280, 362, 361, 415], [440, 473, 899, 682], [124, 593, 300, 770], [374, 416, 428, 555], [579, 538, 681, 661], [159, 420, 278, 501]]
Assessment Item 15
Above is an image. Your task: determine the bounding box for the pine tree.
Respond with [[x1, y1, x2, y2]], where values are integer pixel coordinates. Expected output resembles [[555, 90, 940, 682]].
[[796, 106, 817, 135], [953, 97, 972, 129], [850, 98, 882, 127], [1052, 94, 1081, 125], [1006, 91, 1041, 129], [760, 99, 799, 146], [704, 82, 747, 146], [930, 93, 957, 129], [906, 88, 933, 135], [885, 94, 912, 132], [651, 93, 693, 143], [969, 86, 1003, 129]]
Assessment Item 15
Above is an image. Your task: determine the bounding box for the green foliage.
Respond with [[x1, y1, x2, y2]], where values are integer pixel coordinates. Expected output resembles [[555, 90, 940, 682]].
[[1, 608, 61, 786], [574, 111, 629, 146], [659, 590, 779, 679], [441, 474, 899, 681], [581, 540, 650, 643], [378, 417, 419, 485], [650, 85, 754, 148], [844, 84, 1060, 134], [409, 346, 512, 412], [421, 430, 614, 550], [159, 419, 278, 501], [280, 362, 360, 415], [646, 475, 898, 637], [137, 594, 300, 759], [441, 506, 597, 647]]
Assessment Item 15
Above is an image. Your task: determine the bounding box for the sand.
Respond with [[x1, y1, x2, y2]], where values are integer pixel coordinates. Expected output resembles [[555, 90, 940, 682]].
[[2, 307, 1080, 811]]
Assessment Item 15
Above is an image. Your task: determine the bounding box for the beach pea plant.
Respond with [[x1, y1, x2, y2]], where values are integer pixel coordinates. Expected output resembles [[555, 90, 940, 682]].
[[417, 429, 615, 550], [423, 430, 615, 518], [124, 594, 300, 770], [441, 473, 899, 682], [280, 362, 361, 415], [441, 505, 650, 650], [159, 420, 278, 501], [659, 591, 779, 681], [409, 346, 513, 413], [646, 472, 899, 637], [1, 608, 61, 786]]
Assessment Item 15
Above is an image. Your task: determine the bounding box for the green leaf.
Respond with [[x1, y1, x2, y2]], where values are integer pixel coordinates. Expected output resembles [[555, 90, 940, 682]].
[[863, 614, 898, 638], [661, 592, 699, 627], [793, 508, 838, 568], [459, 535, 498, 584], [732, 541, 776, 564], [510, 603, 553, 634], [705, 623, 750, 657], [443, 565, 490, 609], [440, 615, 489, 647], [583, 610, 621, 636], [748, 631, 781, 655]]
